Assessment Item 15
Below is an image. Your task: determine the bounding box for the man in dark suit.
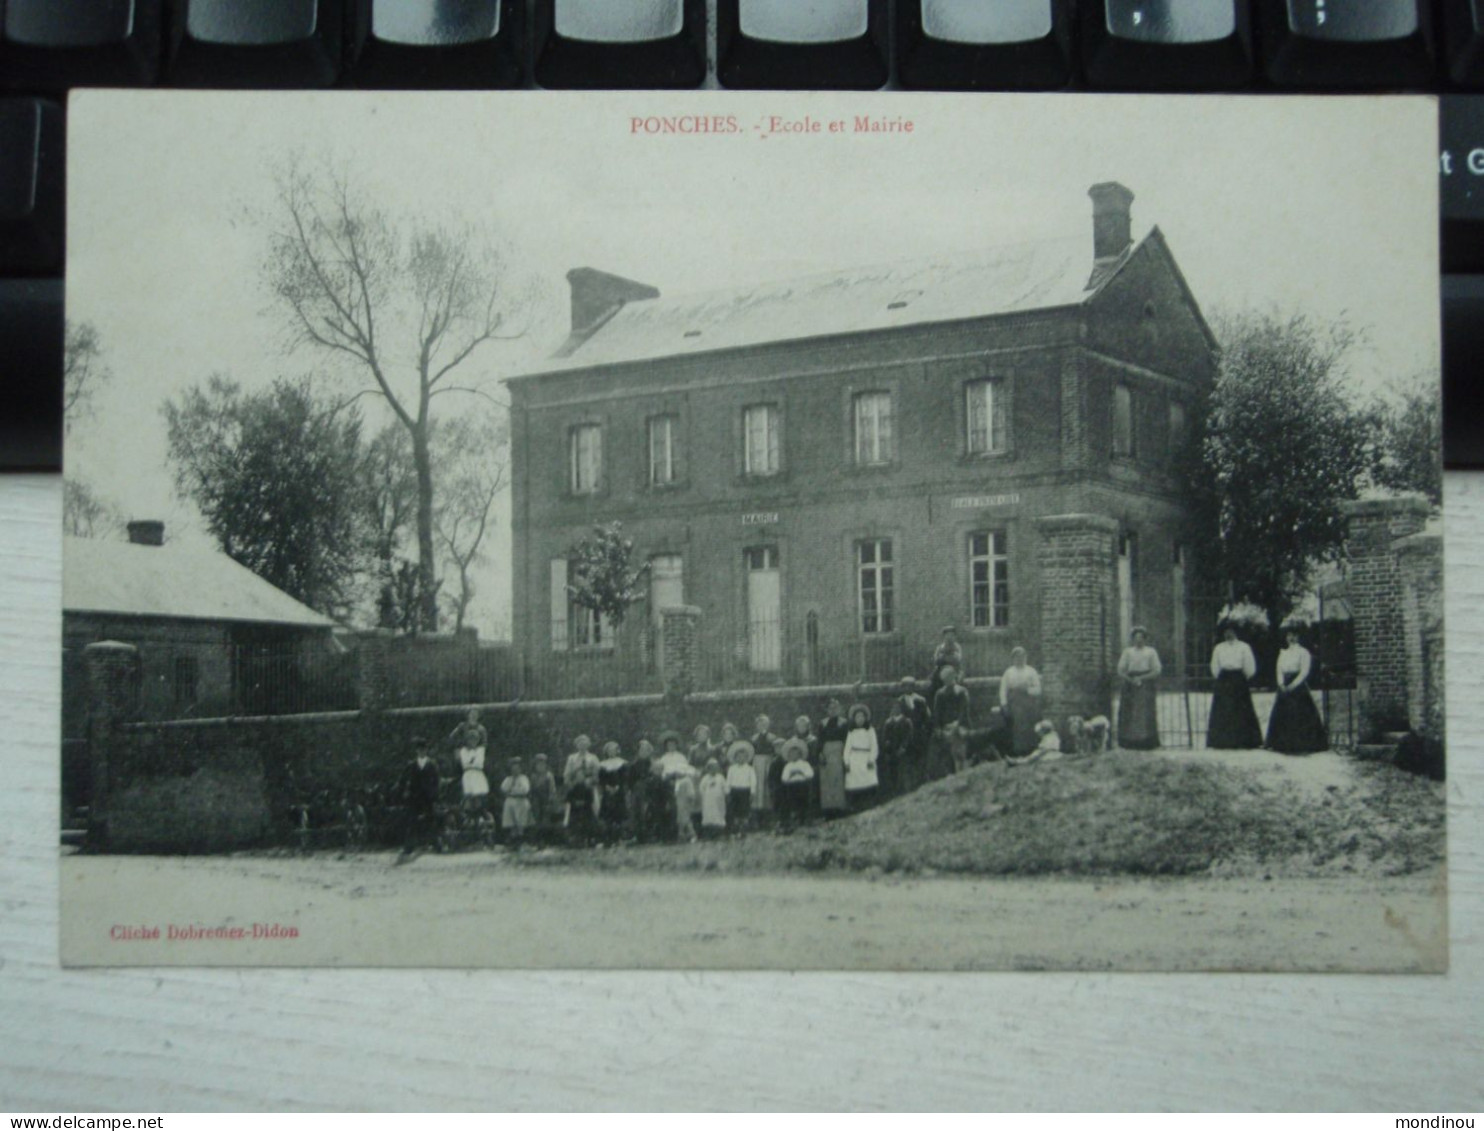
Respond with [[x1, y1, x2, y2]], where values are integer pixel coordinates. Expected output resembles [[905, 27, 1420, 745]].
[[396, 737, 443, 862], [897, 674, 933, 790]]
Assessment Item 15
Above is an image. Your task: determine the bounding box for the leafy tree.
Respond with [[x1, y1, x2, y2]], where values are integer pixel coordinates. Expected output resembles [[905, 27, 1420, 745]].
[[566, 522, 650, 631], [259, 159, 523, 632], [1371, 370, 1442, 507], [433, 412, 508, 633], [1189, 310, 1375, 617], [163, 375, 367, 620]]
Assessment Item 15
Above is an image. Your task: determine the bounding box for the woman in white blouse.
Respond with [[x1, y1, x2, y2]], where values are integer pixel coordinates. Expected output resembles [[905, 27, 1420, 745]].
[[1266, 626, 1330, 754], [1206, 622, 1263, 749], [998, 647, 1043, 758], [1115, 627, 1162, 750]]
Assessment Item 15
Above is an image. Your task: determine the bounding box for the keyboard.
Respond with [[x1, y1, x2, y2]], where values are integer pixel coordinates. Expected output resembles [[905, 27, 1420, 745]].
[[2, 0, 1480, 469]]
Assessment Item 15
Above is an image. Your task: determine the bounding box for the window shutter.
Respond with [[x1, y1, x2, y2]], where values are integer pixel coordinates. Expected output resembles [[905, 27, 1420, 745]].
[[550, 558, 569, 652]]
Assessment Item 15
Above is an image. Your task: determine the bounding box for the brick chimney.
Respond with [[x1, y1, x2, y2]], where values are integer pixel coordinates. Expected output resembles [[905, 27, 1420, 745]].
[[564, 267, 659, 343], [1088, 181, 1134, 262], [126, 520, 164, 547]]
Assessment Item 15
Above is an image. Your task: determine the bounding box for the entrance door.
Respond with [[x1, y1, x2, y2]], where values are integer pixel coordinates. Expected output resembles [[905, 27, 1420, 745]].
[[745, 546, 781, 672], [649, 555, 684, 671]]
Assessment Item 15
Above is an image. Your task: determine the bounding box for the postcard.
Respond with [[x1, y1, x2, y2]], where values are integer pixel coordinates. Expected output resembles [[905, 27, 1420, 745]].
[[60, 90, 1444, 969]]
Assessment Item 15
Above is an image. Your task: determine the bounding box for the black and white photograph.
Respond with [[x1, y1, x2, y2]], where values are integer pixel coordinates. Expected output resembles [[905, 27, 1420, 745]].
[[59, 90, 1444, 969]]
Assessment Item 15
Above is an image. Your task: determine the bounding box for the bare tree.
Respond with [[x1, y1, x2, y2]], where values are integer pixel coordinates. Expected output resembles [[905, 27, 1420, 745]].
[[260, 159, 524, 631], [433, 413, 509, 633], [62, 478, 120, 539], [63, 319, 110, 436]]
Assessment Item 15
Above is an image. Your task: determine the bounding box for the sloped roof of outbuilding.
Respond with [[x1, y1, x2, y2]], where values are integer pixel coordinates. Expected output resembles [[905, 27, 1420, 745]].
[[64, 536, 336, 629], [537, 229, 1172, 373]]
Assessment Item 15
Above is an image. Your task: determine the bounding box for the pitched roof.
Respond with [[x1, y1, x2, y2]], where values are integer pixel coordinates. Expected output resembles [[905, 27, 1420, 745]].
[[64, 536, 337, 629], [541, 231, 1151, 373]]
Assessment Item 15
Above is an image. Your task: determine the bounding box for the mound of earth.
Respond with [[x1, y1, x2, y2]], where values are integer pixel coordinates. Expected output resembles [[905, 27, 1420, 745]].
[[512, 750, 1445, 880]]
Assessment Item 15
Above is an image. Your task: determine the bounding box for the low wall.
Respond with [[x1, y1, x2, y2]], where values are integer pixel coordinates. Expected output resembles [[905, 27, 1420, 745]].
[[98, 678, 999, 851]]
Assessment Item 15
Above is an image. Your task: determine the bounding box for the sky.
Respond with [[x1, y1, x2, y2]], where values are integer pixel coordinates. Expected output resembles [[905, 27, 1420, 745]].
[[64, 90, 1441, 640]]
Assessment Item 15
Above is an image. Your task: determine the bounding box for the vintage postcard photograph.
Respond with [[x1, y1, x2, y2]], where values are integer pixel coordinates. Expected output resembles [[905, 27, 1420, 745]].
[[59, 90, 1444, 969]]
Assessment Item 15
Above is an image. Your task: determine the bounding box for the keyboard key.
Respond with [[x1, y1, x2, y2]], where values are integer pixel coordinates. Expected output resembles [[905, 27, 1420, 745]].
[[0, 99, 63, 276], [534, 0, 705, 88], [166, 0, 341, 87], [349, 0, 523, 88], [896, 0, 1073, 90], [0, 0, 162, 88], [1443, 275, 1484, 467], [0, 277, 62, 470], [1260, 0, 1435, 88], [1082, 0, 1253, 88], [1441, 96, 1484, 271], [718, 0, 888, 88], [1443, 0, 1484, 85]]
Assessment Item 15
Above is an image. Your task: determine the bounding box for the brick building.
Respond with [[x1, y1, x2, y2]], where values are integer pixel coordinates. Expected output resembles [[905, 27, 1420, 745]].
[[508, 182, 1218, 699]]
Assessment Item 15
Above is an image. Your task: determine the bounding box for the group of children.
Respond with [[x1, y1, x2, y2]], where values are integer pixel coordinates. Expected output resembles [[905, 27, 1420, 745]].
[[434, 702, 898, 849], [423, 678, 1113, 853]]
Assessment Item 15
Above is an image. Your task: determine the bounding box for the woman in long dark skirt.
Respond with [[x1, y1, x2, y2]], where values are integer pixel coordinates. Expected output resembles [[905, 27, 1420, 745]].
[[1115, 627, 1162, 750], [817, 698, 850, 818], [997, 647, 1043, 758], [1266, 627, 1330, 754], [1206, 624, 1263, 749]]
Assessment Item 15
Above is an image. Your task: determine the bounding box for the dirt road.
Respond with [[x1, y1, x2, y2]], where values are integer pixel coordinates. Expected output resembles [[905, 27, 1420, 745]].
[[60, 853, 1447, 971]]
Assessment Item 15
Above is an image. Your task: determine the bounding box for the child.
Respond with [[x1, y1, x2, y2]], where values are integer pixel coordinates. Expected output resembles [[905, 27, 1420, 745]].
[[747, 715, 779, 828], [596, 741, 629, 844], [725, 739, 757, 835], [652, 730, 691, 837], [843, 702, 880, 811], [699, 758, 728, 839], [688, 724, 719, 771], [527, 753, 558, 844], [880, 697, 914, 798], [776, 736, 816, 832], [563, 735, 600, 847], [500, 757, 532, 845], [395, 736, 442, 862], [449, 708, 489, 814]]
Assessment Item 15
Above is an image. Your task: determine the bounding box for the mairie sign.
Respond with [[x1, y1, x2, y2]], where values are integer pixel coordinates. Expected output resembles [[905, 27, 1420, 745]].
[[950, 493, 1020, 509], [742, 512, 779, 525]]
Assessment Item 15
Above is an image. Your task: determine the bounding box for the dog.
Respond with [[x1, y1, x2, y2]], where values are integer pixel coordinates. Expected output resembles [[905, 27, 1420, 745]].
[[1067, 715, 1111, 755]]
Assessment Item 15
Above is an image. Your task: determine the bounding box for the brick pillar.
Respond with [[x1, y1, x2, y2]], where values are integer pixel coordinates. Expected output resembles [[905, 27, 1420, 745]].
[[659, 605, 702, 699], [84, 641, 140, 849], [355, 629, 393, 713], [1036, 514, 1118, 718], [1342, 497, 1430, 737], [1395, 532, 1444, 740]]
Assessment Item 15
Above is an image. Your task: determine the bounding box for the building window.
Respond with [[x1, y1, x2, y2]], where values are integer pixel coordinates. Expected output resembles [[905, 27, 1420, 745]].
[[1113, 383, 1135, 458], [966, 377, 1007, 456], [648, 414, 678, 486], [1168, 400, 1187, 457], [550, 557, 613, 651], [853, 390, 894, 466], [743, 404, 780, 476], [569, 423, 603, 494], [857, 539, 895, 635], [969, 532, 1010, 629], [172, 655, 199, 711]]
